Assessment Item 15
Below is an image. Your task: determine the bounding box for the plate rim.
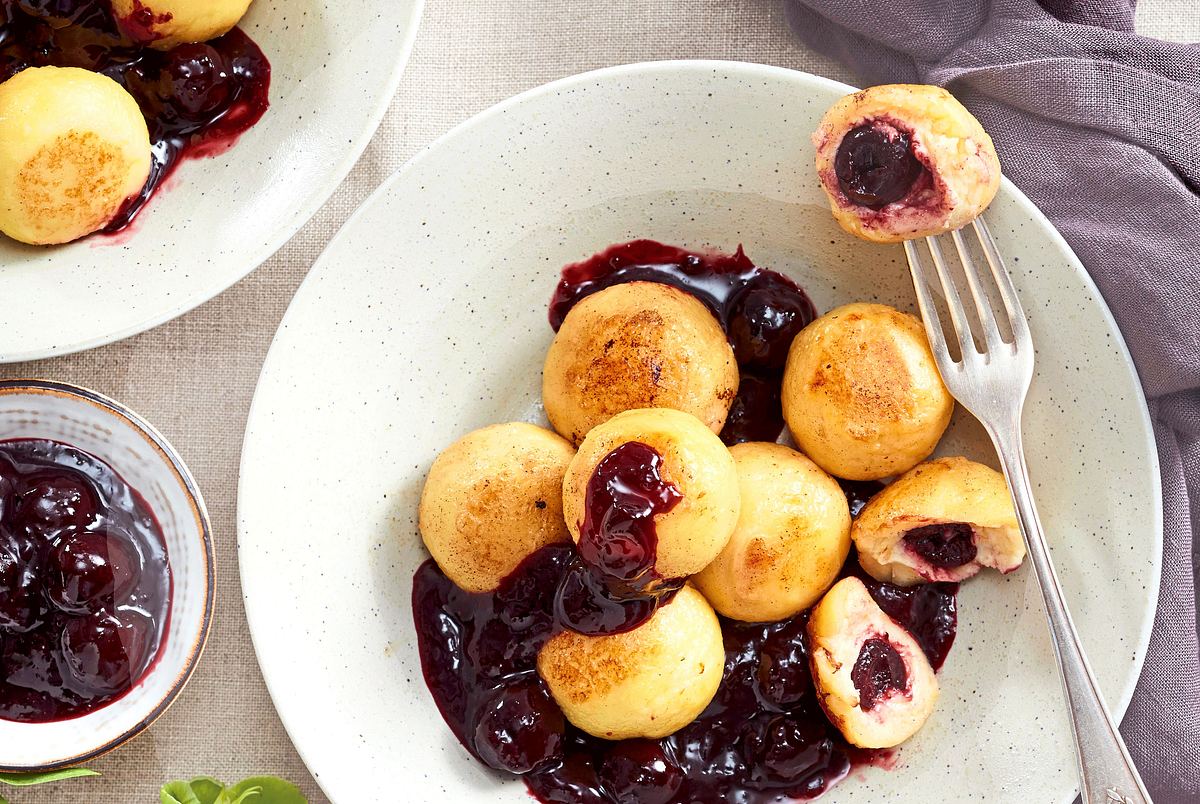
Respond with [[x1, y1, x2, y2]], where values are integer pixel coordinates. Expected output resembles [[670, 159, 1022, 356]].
[[0, 0, 426, 364], [236, 59, 1164, 802]]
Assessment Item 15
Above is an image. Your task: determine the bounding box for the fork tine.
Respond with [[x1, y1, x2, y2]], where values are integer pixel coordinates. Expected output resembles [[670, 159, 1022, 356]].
[[951, 228, 1006, 353], [972, 219, 1031, 346], [925, 234, 976, 359], [903, 240, 956, 368]]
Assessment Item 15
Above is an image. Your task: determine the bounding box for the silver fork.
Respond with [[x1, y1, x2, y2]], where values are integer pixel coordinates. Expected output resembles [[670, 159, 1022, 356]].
[[904, 220, 1152, 804]]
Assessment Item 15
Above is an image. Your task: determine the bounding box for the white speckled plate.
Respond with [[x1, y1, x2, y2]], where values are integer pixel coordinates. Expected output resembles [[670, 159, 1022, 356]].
[[238, 62, 1161, 803], [0, 0, 423, 363]]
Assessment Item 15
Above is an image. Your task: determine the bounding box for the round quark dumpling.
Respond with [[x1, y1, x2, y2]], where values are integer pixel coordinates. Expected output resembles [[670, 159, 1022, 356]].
[[808, 577, 939, 749], [543, 282, 739, 445], [418, 422, 574, 593], [782, 303, 953, 481], [692, 442, 851, 622], [0, 67, 151, 245], [562, 407, 740, 580], [812, 84, 1001, 243], [111, 0, 254, 49], [538, 585, 724, 740], [853, 456, 1023, 585]]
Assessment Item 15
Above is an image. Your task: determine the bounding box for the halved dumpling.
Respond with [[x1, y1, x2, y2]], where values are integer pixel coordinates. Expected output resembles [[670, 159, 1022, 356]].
[[853, 456, 1023, 585], [808, 577, 938, 749]]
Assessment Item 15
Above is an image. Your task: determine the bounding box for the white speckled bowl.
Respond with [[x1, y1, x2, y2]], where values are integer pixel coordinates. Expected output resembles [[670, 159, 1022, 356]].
[[0, 380, 213, 771], [238, 62, 1162, 803], [0, 0, 424, 363]]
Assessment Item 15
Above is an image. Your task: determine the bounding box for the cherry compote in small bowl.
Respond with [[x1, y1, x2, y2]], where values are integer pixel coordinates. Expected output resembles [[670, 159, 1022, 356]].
[[0, 380, 213, 771]]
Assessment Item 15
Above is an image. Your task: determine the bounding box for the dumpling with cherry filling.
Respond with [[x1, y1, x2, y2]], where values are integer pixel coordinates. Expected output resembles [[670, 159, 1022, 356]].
[[807, 577, 938, 749], [813, 84, 1001, 243], [853, 456, 1024, 585]]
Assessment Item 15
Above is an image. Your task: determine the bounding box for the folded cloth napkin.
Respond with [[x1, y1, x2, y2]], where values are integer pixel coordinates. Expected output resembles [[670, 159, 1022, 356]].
[[782, 0, 1200, 799]]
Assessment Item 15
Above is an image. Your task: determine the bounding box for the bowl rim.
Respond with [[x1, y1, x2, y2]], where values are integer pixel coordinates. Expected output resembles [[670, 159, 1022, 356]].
[[238, 59, 1163, 803], [0, 379, 215, 772], [0, 0, 426, 365]]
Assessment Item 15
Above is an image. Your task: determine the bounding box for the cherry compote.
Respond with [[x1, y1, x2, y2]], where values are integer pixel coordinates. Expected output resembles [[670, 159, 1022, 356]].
[[0, 0, 270, 232], [0, 440, 170, 722], [549, 240, 818, 446], [555, 442, 684, 636], [413, 480, 959, 802]]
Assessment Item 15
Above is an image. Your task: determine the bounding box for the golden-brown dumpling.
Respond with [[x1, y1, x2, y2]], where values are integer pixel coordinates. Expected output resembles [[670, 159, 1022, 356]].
[[111, 0, 254, 49], [0, 67, 151, 245], [418, 422, 574, 592], [543, 282, 738, 445], [562, 408, 739, 580], [781, 303, 953, 481], [538, 585, 724, 740], [692, 442, 850, 622]]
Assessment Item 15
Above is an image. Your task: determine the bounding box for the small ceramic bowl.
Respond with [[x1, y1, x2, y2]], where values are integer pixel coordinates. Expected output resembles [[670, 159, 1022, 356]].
[[0, 380, 214, 771]]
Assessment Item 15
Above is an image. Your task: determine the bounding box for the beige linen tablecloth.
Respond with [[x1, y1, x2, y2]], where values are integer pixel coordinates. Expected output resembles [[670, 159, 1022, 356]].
[[2, 1, 1193, 801]]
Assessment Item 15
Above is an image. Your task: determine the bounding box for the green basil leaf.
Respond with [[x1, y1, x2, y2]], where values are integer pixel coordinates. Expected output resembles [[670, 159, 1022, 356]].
[[221, 777, 306, 804], [161, 780, 203, 804], [161, 777, 227, 804], [0, 768, 99, 787]]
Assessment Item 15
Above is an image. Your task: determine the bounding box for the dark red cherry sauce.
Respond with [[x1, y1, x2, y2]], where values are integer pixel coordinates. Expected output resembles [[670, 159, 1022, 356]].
[[549, 240, 818, 446], [413, 479, 958, 802], [0, 0, 271, 232], [0, 439, 171, 722], [556, 442, 684, 636]]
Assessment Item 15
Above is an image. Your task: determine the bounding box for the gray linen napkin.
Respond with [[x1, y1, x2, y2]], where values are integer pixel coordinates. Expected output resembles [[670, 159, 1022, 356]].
[[782, 0, 1200, 800]]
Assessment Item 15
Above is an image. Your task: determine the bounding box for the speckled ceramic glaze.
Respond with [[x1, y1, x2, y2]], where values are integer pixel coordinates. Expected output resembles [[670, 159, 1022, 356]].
[[0, 0, 424, 363], [0, 380, 213, 771], [238, 63, 1162, 803]]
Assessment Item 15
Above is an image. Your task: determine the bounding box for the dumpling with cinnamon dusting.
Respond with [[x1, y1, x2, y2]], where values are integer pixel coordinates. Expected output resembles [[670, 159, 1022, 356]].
[[537, 585, 724, 740], [782, 303, 953, 480], [419, 422, 574, 593], [0, 67, 151, 245], [692, 442, 851, 622], [543, 282, 739, 445]]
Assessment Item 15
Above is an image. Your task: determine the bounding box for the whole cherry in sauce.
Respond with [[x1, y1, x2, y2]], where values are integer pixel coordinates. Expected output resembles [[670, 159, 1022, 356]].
[[60, 607, 155, 696], [0, 440, 171, 723], [473, 677, 565, 774], [45, 528, 142, 613], [597, 740, 683, 804], [834, 123, 926, 209], [549, 240, 817, 446]]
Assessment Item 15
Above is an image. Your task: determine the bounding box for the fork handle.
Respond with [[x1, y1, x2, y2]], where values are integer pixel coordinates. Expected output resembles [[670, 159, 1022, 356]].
[[991, 422, 1153, 804]]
